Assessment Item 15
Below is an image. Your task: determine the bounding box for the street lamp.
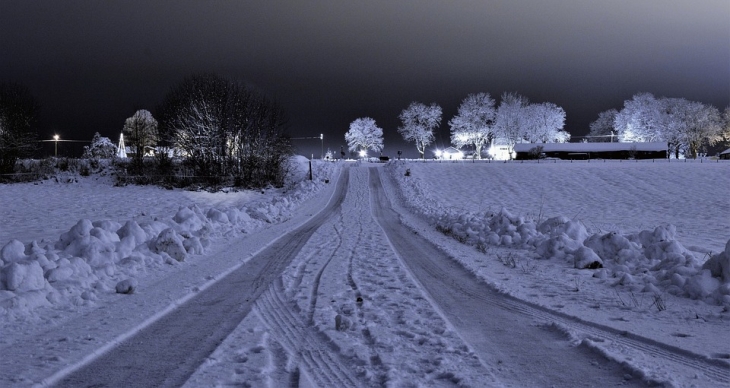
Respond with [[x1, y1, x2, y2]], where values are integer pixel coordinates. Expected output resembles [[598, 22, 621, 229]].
[[359, 149, 367, 159], [53, 134, 59, 157], [320, 133, 324, 159]]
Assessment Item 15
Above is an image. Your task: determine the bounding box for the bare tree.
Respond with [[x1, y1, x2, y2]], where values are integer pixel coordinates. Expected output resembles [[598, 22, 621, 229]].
[[0, 82, 39, 175], [522, 102, 568, 143], [588, 109, 618, 142], [494, 92, 529, 159], [614, 93, 723, 158], [672, 100, 722, 159], [721, 106, 730, 147], [448, 93, 495, 159], [157, 73, 291, 187], [123, 109, 159, 164], [398, 102, 442, 159], [345, 117, 384, 155]]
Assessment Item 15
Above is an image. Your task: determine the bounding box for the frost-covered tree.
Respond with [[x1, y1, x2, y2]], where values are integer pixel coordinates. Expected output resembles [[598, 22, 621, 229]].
[[494, 92, 529, 158], [588, 109, 618, 142], [0, 82, 39, 175], [345, 117, 383, 154], [122, 109, 158, 161], [82, 132, 117, 159], [721, 106, 730, 147], [670, 100, 722, 159], [448, 93, 495, 159], [398, 102, 442, 159], [660, 98, 687, 158], [614, 93, 723, 158], [522, 102, 568, 143], [614, 93, 664, 142]]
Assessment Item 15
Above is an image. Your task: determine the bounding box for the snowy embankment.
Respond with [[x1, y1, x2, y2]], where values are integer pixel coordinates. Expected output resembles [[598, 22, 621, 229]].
[[0, 157, 339, 319], [386, 160, 730, 306]]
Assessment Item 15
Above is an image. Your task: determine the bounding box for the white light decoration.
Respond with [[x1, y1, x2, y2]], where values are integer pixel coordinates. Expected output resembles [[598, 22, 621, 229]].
[[117, 132, 127, 158]]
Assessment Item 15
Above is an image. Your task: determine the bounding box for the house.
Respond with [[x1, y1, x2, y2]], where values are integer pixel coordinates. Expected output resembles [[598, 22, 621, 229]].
[[487, 144, 511, 160], [720, 148, 730, 160], [122, 145, 162, 158], [513, 142, 668, 160], [435, 146, 464, 160]]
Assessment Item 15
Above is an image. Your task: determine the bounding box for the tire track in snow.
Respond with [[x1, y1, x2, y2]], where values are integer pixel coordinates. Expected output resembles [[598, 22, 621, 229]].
[[373, 166, 730, 387], [306, 222, 343, 324], [253, 171, 384, 386], [255, 278, 362, 387], [338, 167, 490, 386], [259, 167, 491, 386]]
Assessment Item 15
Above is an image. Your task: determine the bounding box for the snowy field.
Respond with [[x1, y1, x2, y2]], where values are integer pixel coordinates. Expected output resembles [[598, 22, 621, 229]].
[[0, 174, 267, 246], [399, 159, 730, 255], [1, 158, 729, 387]]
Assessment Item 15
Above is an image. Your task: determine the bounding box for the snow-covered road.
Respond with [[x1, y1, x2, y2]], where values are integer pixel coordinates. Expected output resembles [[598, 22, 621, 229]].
[[190, 165, 725, 387]]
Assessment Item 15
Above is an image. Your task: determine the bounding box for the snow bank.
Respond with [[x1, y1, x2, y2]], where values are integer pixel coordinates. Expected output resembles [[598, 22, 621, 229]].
[[0, 159, 339, 319], [386, 161, 730, 306]]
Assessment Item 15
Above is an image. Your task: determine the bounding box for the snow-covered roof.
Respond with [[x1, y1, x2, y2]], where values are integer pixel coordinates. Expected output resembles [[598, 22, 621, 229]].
[[513, 142, 667, 153], [720, 148, 730, 155], [442, 146, 462, 154]]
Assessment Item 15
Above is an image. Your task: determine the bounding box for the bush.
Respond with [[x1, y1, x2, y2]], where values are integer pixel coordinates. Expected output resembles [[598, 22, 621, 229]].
[[528, 146, 545, 160]]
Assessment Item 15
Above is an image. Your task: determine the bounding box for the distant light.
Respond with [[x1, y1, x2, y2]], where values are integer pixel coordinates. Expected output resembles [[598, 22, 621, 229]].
[[435, 149, 442, 158], [53, 134, 60, 157], [320, 133, 323, 140], [359, 150, 367, 158]]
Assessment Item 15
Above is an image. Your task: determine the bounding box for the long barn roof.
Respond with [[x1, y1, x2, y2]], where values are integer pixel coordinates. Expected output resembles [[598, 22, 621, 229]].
[[513, 142, 667, 153]]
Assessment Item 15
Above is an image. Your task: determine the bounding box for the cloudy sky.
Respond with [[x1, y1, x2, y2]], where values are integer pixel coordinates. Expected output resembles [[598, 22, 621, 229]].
[[1, 1, 728, 158]]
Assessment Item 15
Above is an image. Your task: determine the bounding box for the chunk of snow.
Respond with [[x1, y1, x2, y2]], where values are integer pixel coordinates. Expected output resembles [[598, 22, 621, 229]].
[[152, 228, 187, 262], [3, 261, 46, 292], [702, 240, 730, 283], [115, 278, 138, 294], [572, 246, 603, 269], [685, 270, 721, 299], [538, 216, 589, 242], [1, 240, 27, 264]]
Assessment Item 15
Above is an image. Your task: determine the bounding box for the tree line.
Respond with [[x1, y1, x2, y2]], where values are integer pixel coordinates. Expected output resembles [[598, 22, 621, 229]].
[[346, 91, 730, 160], [0, 75, 292, 187], [346, 92, 569, 159], [588, 93, 730, 158]]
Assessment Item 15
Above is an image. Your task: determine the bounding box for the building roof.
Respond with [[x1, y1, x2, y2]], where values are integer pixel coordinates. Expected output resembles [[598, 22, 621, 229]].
[[513, 142, 667, 153], [720, 148, 730, 155], [442, 146, 462, 154]]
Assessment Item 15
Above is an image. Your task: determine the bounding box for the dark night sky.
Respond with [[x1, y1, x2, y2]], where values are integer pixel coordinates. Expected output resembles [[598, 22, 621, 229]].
[[1, 1, 728, 158]]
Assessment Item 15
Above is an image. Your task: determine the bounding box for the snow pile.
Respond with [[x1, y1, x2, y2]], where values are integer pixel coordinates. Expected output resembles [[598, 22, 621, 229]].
[[386, 161, 730, 305], [0, 159, 339, 318]]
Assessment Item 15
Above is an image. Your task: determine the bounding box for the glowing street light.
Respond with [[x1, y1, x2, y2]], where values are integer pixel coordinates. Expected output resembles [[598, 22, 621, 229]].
[[320, 133, 324, 159], [359, 149, 367, 159], [435, 149, 442, 159], [53, 134, 59, 157]]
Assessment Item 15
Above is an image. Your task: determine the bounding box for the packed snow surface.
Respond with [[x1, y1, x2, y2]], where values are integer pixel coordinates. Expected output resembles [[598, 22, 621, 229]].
[[0, 158, 728, 387]]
